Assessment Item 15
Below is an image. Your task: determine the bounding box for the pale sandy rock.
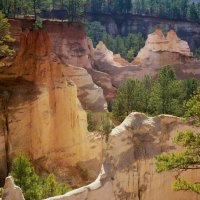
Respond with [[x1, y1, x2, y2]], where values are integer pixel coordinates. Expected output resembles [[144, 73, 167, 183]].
[[2, 176, 24, 200], [62, 64, 107, 112], [93, 42, 127, 67], [48, 112, 200, 200], [113, 54, 130, 66], [134, 28, 193, 64], [8, 20, 107, 111], [87, 68, 117, 101], [0, 30, 102, 187]]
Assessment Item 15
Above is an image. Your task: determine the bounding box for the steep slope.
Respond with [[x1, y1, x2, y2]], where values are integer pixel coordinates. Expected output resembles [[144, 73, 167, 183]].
[[9, 19, 107, 111], [0, 30, 102, 187], [46, 113, 200, 200]]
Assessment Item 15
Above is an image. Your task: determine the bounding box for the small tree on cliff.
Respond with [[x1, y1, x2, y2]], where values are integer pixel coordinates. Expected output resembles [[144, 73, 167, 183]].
[[155, 130, 200, 194], [10, 154, 42, 200], [184, 87, 200, 125], [0, 11, 14, 64], [10, 154, 71, 200]]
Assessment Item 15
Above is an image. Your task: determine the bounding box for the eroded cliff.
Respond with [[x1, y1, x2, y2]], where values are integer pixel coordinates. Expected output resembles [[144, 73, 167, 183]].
[[8, 19, 107, 111], [0, 29, 102, 187], [45, 113, 200, 200]]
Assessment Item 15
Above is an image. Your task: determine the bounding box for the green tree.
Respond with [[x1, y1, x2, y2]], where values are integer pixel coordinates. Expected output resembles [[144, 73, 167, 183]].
[[148, 65, 185, 116], [0, 11, 14, 65], [100, 113, 113, 142], [65, 0, 86, 22], [10, 154, 42, 200], [184, 87, 200, 125], [184, 78, 199, 100], [112, 77, 151, 122], [85, 20, 106, 47], [87, 111, 96, 131], [10, 154, 71, 200], [41, 174, 70, 199], [155, 130, 200, 194]]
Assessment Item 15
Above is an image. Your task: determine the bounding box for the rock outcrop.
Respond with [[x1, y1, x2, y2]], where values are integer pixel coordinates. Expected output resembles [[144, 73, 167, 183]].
[[1, 176, 25, 200], [93, 42, 128, 68], [134, 27, 194, 65], [92, 29, 200, 88], [0, 30, 102, 187], [8, 19, 107, 112], [47, 113, 200, 200]]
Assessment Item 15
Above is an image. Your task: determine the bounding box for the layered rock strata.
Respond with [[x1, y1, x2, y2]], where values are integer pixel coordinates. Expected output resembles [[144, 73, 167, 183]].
[[134, 27, 194, 65], [46, 113, 200, 200], [0, 30, 102, 187], [8, 19, 107, 111]]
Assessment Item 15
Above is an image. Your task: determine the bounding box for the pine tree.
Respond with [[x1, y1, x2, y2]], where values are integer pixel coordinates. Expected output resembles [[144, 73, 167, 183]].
[[184, 87, 200, 125], [0, 11, 14, 65], [155, 130, 200, 194], [148, 65, 185, 116], [10, 154, 42, 200]]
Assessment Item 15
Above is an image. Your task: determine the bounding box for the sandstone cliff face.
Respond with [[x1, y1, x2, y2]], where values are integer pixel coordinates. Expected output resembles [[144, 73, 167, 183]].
[[9, 19, 107, 112], [0, 30, 102, 187], [2, 176, 25, 200], [134, 27, 193, 65], [46, 113, 200, 200]]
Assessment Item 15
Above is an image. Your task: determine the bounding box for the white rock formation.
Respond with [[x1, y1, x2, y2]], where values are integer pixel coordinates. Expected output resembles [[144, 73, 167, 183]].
[[2, 176, 24, 200], [134, 27, 193, 64]]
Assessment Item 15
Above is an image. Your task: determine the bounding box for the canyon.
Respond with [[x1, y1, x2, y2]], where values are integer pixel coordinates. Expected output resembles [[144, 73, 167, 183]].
[[2, 113, 200, 200], [1, 18, 200, 200]]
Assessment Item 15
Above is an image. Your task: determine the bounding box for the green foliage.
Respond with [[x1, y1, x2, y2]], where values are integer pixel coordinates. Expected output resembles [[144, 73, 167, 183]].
[[66, 0, 86, 22], [87, 111, 96, 131], [102, 33, 145, 62], [40, 174, 70, 198], [112, 76, 152, 122], [10, 154, 71, 200], [2, 0, 200, 22], [34, 17, 43, 29], [184, 87, 200, 125], [184, 78, 199, 100], [85, 20, 106, 47], [173, 179, 200, 194], [148, 66, 185, 116], [87, 0, 200, 22], [112, 66, 199, 122], [155, 130, 200, 194], [100, 113, 113, 142], [195, 47, 200, 60], [10, 154, 42, 200], [0, 11, 14, 62]]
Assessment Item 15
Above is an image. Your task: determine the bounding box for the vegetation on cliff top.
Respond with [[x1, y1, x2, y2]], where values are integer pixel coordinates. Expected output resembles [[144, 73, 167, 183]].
[[155, 130, 200, 194], [1, 0, 200, 22], [112, 65, 199, 122], [10, 154, 71, 200], [0, 11, 14, 66]]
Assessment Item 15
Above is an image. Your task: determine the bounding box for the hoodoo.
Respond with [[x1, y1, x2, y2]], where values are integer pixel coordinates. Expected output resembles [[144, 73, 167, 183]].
[[134, 27, 194, 65]]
